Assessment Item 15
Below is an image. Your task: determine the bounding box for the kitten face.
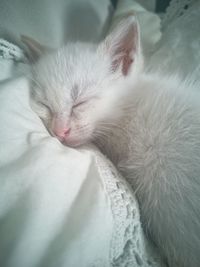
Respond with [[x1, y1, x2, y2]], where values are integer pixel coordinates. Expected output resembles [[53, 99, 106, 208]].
[[29, 17, 142, 147]]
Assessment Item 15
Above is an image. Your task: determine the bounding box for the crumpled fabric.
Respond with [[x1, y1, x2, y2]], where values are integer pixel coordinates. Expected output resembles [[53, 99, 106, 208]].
[[0, 1, 165, 267]]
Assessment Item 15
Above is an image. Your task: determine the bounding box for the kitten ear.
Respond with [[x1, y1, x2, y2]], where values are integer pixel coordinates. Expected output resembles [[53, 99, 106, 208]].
[[21, 35, 50, 63], [102, 16, 141, 76]]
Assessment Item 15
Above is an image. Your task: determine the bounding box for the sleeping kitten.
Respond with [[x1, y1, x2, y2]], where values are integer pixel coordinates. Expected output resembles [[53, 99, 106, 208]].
[[24, 17, 200, 267]]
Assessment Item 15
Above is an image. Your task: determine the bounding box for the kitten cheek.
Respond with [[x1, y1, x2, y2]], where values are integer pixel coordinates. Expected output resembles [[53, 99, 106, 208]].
[[42, 118, 53, 134], [30, 101, 49, 118], [32, 106, 52, 133]]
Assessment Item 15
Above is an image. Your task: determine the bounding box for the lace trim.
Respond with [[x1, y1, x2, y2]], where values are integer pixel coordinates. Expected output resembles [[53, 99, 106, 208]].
[[161, 0, 197, 29], [91, 148, 164, 267], [0, 39, 25, 62]]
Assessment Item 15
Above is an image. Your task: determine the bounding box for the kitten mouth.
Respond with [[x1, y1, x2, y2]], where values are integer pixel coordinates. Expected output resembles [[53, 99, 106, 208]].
[[62, 138, 86, 148]]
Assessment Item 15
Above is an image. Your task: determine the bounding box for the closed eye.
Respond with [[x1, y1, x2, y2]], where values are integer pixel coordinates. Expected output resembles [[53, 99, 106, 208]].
[[38, 101, 53, 114], [73, 100, 87, 109]]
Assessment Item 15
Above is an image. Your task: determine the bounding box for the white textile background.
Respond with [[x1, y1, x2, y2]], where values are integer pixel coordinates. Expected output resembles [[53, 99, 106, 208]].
[[1, 0, 199, 266], [0, 1, 164, 267]]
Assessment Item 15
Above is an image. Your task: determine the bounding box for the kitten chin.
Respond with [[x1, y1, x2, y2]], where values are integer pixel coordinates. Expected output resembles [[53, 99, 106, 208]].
[[62, 138, 88, 148]]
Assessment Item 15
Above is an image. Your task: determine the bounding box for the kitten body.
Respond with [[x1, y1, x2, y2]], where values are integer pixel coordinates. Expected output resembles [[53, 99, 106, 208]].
[[27, 17, 200, 267], [97, 72, 200, 267]]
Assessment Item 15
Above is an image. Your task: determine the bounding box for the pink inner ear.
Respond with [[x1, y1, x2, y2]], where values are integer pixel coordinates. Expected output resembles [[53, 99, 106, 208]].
[[111, 46, 135, 76], [108, 18, 139, 76], [122, 52, 134, 76]]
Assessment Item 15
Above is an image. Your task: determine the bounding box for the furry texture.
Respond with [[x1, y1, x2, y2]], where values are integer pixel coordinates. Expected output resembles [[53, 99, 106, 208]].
[[98, 73, 200, 267], [28, 17, 200, 267]]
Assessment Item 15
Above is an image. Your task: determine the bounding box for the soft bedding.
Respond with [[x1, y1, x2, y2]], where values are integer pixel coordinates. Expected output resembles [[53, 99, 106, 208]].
[[0, 74, 162, 267], [2, 0, 196, 266]]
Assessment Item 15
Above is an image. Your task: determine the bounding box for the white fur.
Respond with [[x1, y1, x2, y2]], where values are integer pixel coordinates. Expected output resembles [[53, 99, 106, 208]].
[[97, 73, 200, 267], [30, 17, 200, 266]]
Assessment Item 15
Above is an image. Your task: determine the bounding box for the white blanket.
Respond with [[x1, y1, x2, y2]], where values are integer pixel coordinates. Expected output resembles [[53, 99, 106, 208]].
[[0, 1, 166, 266], [0, 77, 163, 267]]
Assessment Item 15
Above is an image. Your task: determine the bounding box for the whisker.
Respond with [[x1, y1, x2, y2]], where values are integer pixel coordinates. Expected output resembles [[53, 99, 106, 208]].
[[97, 122, 128, 135]]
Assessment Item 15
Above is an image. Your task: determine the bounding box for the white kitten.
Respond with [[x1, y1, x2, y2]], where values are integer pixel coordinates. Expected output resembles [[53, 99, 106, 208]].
[[24, 17, 200, 267]]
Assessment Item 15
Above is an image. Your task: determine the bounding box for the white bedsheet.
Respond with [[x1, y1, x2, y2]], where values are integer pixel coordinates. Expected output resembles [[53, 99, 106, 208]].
[[0, 77, 113, 267], [0, 76, 163, 267], [0, 1, 164, 266]]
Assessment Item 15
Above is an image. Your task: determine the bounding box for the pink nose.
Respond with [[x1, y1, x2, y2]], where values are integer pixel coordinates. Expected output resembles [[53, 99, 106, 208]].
[[54, 128, 71, 140]]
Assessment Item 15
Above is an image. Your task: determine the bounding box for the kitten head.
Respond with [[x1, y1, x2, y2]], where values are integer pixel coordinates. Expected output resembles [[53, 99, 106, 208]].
[[25, 17, 142, 147]]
